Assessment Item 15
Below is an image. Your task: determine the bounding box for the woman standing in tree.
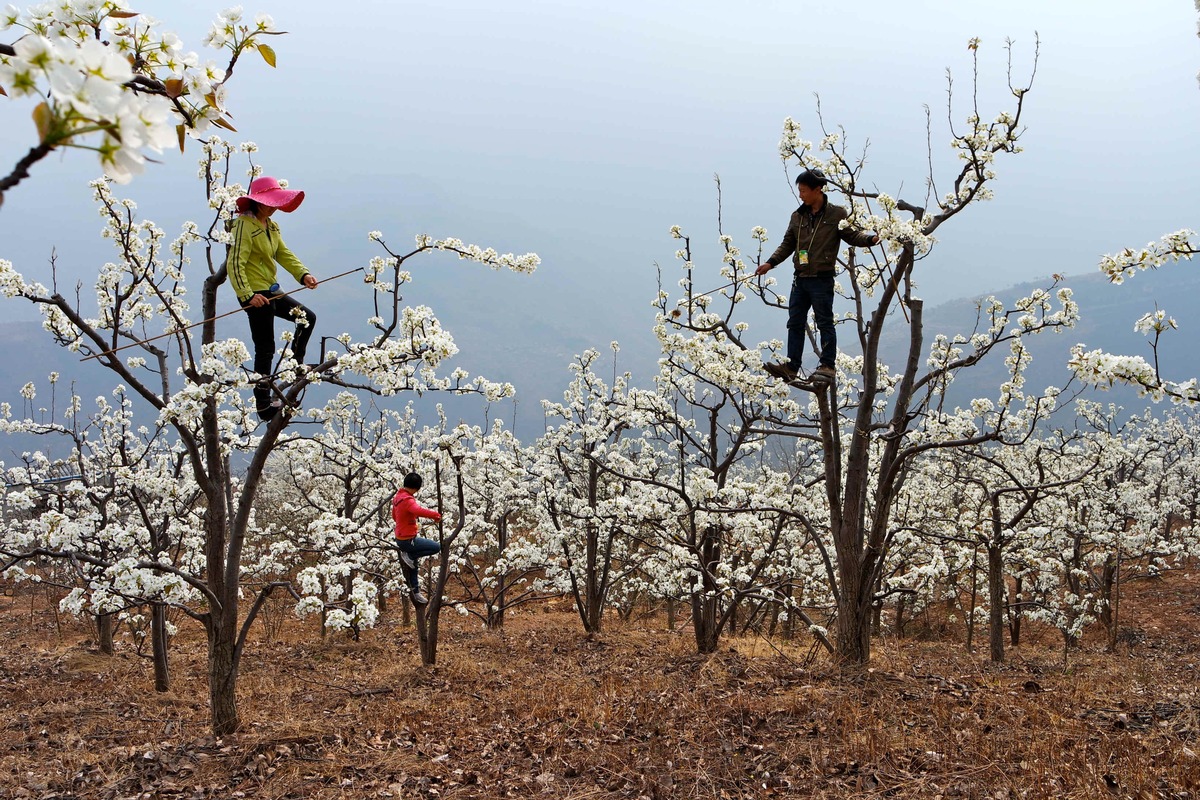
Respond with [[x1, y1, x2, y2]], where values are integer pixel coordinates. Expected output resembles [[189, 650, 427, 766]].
[[229, 175, 319, 421]]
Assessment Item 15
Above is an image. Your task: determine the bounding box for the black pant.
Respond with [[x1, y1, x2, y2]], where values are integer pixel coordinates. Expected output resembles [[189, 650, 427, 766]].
[[787, 274, 836, 370], [242, 294, 316, 412]]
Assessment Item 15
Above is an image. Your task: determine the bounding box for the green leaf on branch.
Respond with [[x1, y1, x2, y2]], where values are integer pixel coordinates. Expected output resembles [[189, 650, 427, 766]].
[[257, 43, 276, 68]]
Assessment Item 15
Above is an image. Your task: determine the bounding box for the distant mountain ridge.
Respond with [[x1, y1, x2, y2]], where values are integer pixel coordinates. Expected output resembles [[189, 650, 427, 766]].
[[902, 266, 1200, 413], [2, 265, 1196, 463]]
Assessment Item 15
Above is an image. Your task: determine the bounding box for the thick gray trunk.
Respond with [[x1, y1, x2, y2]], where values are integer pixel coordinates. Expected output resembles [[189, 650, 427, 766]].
[[96, 612, 114, 655], [151, 603, 170, 692], [207, 618, 240, 736], [987, 546, 1005, 663]]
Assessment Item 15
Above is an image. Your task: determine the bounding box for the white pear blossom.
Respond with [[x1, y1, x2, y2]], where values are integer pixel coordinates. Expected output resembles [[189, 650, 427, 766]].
[[0, 3, 284, 191]]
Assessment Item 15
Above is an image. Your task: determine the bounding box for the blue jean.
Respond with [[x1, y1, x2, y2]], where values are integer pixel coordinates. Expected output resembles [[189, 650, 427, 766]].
[[395, 537, 441, 589], [787, 274, 836, 371]]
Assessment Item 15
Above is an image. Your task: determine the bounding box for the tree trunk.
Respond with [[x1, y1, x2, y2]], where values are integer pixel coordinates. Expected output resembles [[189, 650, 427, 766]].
[[489, 514, 509, 630], [966, 547, 979, 653], [691, 593, 720, 654], [415, 557, 445, 666], [1009, 576, 1023, 647], [987, 545, 1005, 663], [582, 460, 605, 634], [415, 462, 460, 667], [1099, 554, 1118, 652], [584, 522, 602, 632], [825, 391, 873, 666], [96, 612, 114, 655], [831, 516, 874, 664], [206, 617, 240, 736], [783, 584, 797, 641], [829, 515, 875, 665], [834, 594, 872, 665], [376, 575, 388, 614], [151, 602, 170, 692], [832, 518, 873, 663], [690, 525, 722, 654], [827, 263, 922, 667], [827, 459, 875, 662], [415, 600, 435, 665], [201, 436, 242, 737], [1063, 535, 1083, 649]]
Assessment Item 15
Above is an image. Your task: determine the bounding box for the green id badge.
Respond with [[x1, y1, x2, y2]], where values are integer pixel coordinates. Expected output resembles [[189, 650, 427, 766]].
[[798, 250, 809, 266]]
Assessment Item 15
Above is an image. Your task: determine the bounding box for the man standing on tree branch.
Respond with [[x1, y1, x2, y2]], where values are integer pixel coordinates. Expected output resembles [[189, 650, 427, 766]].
[[756, 169, 879, 383]]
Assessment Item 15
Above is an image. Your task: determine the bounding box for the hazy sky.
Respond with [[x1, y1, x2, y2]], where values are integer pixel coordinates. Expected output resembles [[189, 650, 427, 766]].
[[1, 1, 1198, 405]]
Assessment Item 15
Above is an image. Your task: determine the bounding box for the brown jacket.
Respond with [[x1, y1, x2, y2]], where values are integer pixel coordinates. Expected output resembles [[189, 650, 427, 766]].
[[765, 199, 875, 277]]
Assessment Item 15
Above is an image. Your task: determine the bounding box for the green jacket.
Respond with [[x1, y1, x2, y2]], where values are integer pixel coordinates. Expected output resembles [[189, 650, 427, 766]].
[[227, 214, 309, 303], [765, 198, 875, 277]]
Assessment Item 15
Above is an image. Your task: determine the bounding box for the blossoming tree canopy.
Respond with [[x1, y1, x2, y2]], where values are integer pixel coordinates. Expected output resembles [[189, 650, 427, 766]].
[[0, 2, 283, 197]]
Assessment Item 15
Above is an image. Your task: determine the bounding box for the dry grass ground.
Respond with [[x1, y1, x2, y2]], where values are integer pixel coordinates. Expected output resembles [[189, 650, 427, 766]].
[[2, 574, 1199, 799]]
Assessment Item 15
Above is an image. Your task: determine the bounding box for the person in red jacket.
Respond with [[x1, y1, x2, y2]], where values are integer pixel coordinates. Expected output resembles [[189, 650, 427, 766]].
[[391, 472, 442, 604]]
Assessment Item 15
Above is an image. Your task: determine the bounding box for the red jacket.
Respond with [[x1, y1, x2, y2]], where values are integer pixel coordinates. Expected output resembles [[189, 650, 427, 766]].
[[392, 488, 441, 540]]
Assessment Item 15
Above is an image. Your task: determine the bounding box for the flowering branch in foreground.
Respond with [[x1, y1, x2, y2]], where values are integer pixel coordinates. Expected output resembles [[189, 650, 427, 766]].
[[0, 2, 283, 198]]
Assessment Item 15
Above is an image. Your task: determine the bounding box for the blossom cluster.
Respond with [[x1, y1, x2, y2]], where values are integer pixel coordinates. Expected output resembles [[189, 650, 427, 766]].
[[1069, 345, 1200, 405], [0, 3, 280, 182], [414, 234, 541, 274], [1098, 229, 1198, 284]]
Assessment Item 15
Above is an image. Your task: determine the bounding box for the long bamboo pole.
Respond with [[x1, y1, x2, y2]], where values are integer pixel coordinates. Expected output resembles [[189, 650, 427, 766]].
[[80, 267, 364, 362]]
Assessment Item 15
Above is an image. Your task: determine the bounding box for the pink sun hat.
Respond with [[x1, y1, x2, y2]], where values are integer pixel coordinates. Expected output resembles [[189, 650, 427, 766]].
[[236, 176, 305, 213]]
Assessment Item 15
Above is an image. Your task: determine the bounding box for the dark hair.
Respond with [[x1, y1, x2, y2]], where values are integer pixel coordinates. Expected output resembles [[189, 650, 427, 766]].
[[241, 198, 261, 216], [795, 169, 828, 190], [403, 472, 423, 490]]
